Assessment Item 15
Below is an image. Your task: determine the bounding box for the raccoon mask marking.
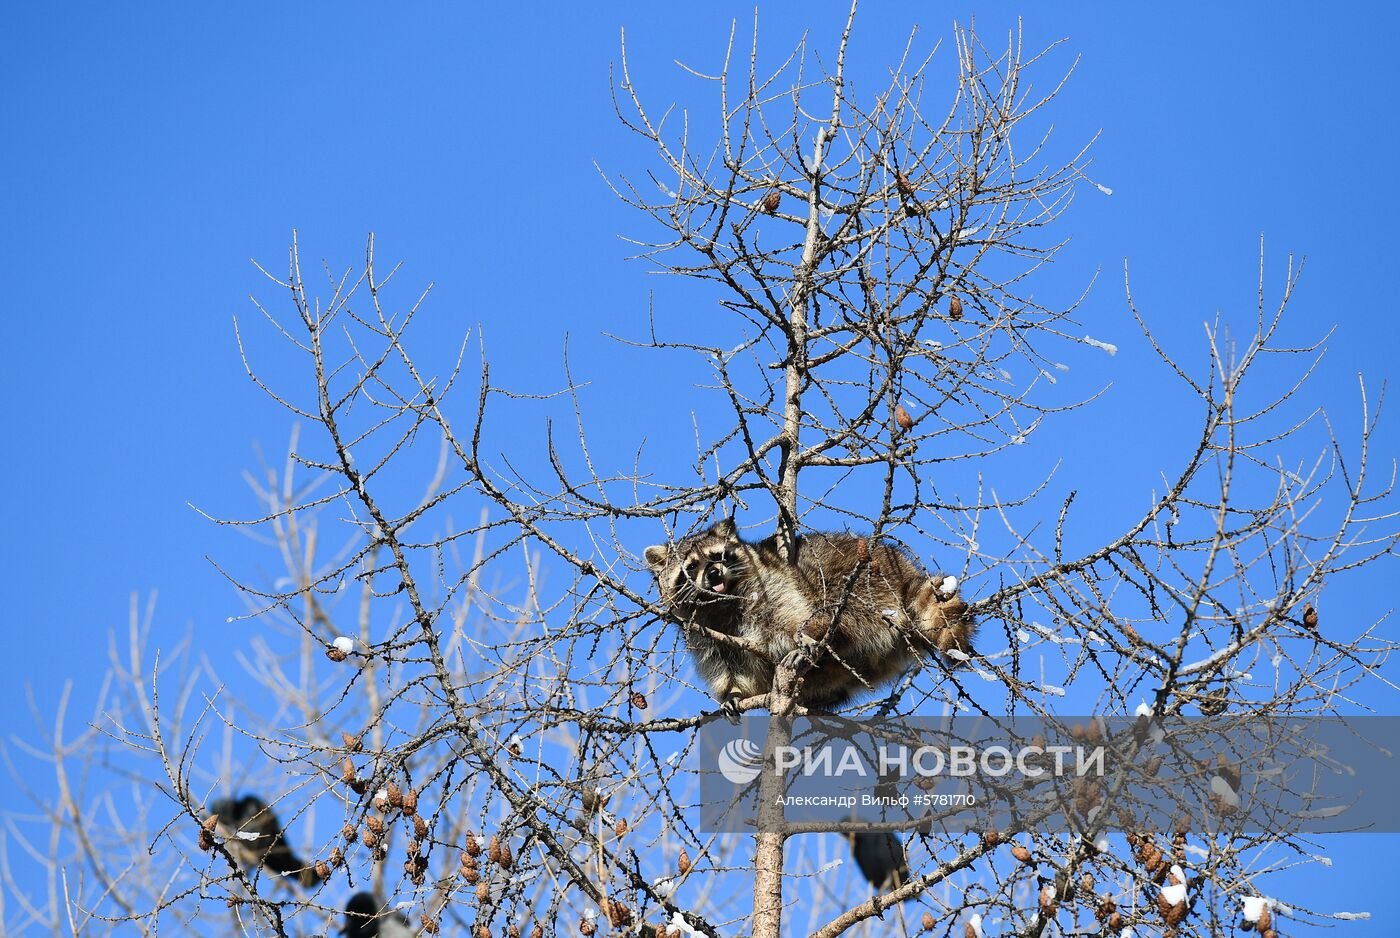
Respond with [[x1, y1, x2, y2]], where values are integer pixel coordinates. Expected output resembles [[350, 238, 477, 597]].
[[645, 519, 976, 714], [644, 518, 745, 606]]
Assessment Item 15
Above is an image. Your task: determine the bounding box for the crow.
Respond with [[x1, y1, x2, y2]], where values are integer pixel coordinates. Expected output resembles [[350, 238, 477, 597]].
[[342, 892, 414, 938], [849, 830, 910, 894], [208, 794, 322, 888]]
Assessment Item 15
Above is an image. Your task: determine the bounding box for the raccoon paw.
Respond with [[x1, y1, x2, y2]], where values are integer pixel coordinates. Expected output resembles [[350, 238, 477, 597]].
[[779, 643, 816, 675], [720, 696, 743, 724], [779, 648, 807, 672]]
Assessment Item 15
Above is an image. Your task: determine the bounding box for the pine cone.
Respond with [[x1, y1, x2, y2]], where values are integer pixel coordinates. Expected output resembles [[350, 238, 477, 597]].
[[1198, 687, 1228, 716], [602, 899, 633, 928], [1159, 894, 1187, 926]]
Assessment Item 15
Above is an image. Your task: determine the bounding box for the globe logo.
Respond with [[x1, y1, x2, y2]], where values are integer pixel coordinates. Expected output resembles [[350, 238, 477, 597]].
[[717, 737, 764, 784]]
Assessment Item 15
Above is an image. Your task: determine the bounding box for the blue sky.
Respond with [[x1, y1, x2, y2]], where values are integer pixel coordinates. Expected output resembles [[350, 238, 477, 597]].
[[3, 2, 1398, 933]]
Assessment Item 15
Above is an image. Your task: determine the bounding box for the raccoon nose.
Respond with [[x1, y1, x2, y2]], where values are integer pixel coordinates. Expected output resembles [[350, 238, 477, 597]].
[[706, 566, 726, 587]]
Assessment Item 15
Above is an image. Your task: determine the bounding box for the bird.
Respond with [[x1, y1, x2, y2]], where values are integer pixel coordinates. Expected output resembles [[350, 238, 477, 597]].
[[849, 831, 910, 894], [207, 794, 322, 888], [342, 892, 415, 938]]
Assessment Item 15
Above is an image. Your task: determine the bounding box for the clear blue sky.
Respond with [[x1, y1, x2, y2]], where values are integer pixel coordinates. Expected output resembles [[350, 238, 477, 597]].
[[3, 2, 1398, 933]]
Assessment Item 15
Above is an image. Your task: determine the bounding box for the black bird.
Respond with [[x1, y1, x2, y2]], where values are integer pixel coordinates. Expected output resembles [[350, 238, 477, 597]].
[[343, 892, 414, 938], [849, 831, 910, 893], [208, 794, 322, 888]]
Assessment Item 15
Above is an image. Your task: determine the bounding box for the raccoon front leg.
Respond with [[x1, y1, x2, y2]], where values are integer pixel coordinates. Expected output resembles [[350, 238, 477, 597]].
[[699, 672, 745, 724], [709, 665, 770, 724], [698, 668, 747, 723]]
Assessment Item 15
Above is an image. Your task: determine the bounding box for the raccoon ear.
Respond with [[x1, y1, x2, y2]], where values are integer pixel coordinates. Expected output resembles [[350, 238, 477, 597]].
[[643, 545, 670, 570], [713, 517, 738, 537]]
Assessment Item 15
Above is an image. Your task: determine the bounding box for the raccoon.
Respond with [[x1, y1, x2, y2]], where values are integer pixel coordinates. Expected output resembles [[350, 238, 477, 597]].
[[343, 892, 415, 938], [849, 830, 909, 893], [208, 794, 322, 888], [643, 519, 974, 713]]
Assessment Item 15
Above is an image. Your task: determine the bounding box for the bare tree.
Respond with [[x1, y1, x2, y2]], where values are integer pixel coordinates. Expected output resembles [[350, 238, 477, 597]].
[[9, 6, 1397, 938]]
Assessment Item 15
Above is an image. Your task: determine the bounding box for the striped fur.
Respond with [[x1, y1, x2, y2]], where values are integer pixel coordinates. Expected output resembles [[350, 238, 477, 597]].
[[644, 520, 975, 709]]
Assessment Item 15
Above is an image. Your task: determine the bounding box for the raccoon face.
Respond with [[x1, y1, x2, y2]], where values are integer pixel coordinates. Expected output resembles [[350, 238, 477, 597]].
[[645, 519, 745, 606]]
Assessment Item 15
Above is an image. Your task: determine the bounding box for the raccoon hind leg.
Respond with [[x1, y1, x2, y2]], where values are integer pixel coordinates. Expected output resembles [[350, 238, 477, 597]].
[[909, 575, 976, 662]]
